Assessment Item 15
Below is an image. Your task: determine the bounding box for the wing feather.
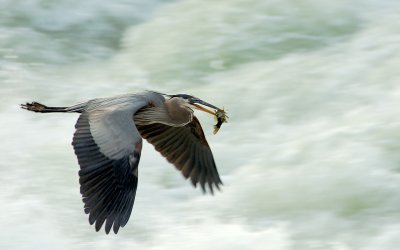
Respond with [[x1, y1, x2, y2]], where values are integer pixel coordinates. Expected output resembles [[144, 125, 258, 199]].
[[72, 111, 140, 234], [135, 115, 222, 193]]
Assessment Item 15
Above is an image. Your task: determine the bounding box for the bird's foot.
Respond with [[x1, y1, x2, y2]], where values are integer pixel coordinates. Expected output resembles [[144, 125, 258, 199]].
[[20, 102, 48, 113]]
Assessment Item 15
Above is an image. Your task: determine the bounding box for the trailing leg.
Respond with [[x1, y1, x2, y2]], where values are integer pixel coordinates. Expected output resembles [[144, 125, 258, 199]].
[[21, 102, 85, 113]]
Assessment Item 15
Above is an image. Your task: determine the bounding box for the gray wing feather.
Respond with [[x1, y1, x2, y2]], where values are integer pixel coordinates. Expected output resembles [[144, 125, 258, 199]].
[[72, 92, 165, 234], [87, 92, 165, 159], [73, 112, 139, 234]]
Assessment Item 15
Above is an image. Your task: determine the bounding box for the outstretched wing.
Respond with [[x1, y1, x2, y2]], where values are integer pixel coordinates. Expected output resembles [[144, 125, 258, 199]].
[[136, 116, 222, 194], [72, 105, 143, 234]]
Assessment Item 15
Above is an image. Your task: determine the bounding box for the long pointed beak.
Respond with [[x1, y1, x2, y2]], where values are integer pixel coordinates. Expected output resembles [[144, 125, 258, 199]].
[[191, 98, 219, 110], [191, 103, 216, 116]]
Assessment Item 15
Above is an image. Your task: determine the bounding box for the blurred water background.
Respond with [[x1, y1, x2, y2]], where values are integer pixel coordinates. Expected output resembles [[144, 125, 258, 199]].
[[1, 0, 400, 249]]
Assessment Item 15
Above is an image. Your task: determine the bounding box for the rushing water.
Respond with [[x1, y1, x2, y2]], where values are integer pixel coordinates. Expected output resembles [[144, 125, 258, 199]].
[[1, 0, 400, 249]]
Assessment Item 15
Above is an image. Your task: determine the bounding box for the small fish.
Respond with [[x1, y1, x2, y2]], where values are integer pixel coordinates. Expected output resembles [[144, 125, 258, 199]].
[[213, 108, 228, 134]]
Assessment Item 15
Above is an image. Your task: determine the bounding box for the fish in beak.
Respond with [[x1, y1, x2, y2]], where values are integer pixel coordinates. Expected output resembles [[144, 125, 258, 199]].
[[188, 97, 228, 134]]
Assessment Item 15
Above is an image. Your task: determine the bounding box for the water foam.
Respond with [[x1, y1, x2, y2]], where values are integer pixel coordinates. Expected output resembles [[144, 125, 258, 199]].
[[2, 0, 400, 249]]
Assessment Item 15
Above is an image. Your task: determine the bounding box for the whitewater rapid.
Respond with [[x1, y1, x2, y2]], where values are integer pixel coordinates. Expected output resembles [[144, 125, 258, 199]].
[[1, 0, 400, 249]]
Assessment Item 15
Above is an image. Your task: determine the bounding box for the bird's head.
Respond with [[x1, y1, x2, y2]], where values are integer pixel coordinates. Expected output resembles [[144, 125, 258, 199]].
[[167, 94, 217, 114], [166, 93, 228, 134]]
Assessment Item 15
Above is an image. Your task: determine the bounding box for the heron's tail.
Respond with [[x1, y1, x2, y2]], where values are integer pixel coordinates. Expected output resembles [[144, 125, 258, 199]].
[[21, 102, 84, 113]]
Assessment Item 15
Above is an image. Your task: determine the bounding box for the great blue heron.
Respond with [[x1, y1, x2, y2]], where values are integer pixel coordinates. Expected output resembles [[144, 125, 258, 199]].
[[21, 91, 228, 234]]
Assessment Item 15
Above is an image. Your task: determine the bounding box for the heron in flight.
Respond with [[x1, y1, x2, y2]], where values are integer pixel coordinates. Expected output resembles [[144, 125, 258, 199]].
[[21, 91, 227, 234]]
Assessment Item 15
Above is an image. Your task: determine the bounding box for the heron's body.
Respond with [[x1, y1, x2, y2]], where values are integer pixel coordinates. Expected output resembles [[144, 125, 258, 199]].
[[22, 91, 225, 234]]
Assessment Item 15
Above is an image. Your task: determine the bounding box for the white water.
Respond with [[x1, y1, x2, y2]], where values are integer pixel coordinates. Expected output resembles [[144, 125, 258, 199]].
[[1, 0, 400, 249]]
